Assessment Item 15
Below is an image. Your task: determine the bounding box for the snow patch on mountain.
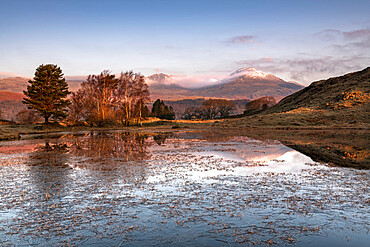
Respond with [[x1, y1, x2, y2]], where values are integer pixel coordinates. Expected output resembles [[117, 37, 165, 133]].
[[230, 67, 270, 78]]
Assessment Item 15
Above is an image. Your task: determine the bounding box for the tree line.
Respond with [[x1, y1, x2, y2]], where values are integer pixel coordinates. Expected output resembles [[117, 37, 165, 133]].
[[20, 64, 272, 125], [21, 64, 179, 125], [22, 64, 150, 126], [181, 99, 236, 120]]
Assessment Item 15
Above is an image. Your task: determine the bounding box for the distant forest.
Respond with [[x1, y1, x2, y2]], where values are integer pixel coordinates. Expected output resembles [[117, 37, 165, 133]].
[[164, 98, 250, 119]]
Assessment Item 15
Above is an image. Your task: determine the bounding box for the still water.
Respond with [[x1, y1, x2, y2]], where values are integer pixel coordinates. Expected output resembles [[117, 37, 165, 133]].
[[0, 130, 368, 246]]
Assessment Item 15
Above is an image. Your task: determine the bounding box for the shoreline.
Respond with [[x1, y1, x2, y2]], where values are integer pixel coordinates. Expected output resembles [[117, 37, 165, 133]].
[[0, 119, 369, 141]]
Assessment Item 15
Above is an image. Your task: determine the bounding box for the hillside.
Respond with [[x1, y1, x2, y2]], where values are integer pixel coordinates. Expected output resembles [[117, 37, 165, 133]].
[[0, 77, 29, 93], [0, 91, 25, 120], [149, 83, 193, 101], [268, 67, 370, 113], [0, 91, 23, 101], [194, 76, 302, 100]]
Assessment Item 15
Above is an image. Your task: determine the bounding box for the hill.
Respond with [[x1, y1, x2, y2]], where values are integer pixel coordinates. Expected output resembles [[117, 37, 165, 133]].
[[0, 91, 23, 101], [268, 67, 370, 114], [0, 77, 29, 93]]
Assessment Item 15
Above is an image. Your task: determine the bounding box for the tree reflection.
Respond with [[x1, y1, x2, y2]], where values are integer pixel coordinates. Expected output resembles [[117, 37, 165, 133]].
[[28, 141, 69, 166], [66, 131, 153, 186], [26, 140, 72, 198], [153, 133, 173, 145], [68, 132, 151, 164]]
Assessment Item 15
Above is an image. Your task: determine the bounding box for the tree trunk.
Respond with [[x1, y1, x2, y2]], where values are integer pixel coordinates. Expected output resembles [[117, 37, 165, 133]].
[[44, 116, 49, 124]]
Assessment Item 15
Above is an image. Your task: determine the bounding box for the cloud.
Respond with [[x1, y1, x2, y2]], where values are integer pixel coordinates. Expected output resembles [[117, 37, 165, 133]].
[[342, 29, 370, 40], [225, 35, 255, 45], [314, 29, 342, 41], [175, 74, 226, 88], [236, 55, 369, 85], [315, 28, 370, 41], [314, 28, 370, 50]]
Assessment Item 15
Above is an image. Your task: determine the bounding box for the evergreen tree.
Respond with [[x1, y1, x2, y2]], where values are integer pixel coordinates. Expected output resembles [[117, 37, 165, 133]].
[[151, 99, 175, 120], [23, 64, 70, 123]]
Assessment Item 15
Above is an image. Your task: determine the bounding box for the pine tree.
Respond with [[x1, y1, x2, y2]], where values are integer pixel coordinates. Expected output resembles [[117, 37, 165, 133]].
[[151, 99, 175, 120], [23, 64, 71, 123]]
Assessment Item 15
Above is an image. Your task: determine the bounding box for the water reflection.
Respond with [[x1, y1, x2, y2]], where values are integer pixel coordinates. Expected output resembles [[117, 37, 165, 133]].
[[68, 132, 151, 163], [0, 130, 368, 246], [153, 133, 173, 145]]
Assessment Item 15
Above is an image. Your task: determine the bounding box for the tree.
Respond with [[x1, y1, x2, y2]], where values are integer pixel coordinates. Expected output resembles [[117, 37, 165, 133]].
[[201, 99, 235, 119], [15, 109, 42, 124], [151, 99, 175, 120], [67, 90, 86, 125], [23, 64, 70, 123], [244, 96, 277, 115], [74, 70, 151, 126], [133, 74, 150, 123], [181, 99, 235, 120], [116, 71, 150, 126], [79, 70, 118, 125]]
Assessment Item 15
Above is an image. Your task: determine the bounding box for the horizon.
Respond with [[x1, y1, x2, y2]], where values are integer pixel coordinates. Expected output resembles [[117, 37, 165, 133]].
[[1, 0, 369, 86]]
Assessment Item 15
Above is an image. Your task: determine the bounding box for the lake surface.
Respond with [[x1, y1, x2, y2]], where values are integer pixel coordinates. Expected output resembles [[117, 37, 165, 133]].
[[0, 130, 369, 246]]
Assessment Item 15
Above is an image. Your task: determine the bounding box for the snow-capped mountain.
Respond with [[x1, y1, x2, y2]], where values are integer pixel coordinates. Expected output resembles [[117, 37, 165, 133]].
[[230, 67, 270, 78], [148, 68, 305, 101]]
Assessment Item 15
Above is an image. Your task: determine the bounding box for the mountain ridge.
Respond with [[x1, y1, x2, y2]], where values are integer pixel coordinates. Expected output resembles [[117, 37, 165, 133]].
[[0, 67, 305, 101]]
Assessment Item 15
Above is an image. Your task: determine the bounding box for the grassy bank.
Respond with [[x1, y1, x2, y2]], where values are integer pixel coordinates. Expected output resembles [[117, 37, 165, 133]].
[[0, 120, 196, 141]]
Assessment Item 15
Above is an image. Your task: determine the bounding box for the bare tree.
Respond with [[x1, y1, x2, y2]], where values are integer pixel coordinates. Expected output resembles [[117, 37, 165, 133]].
[[70, 70, 150, 126], [182, 99, 235, 120], [202, 99, 235, 119], [67, 90, 86, 125], [15, 109, 42, 124], [116, 71, 150, 126], [80, 70, 118, 125], [133, 74, 150, 124]]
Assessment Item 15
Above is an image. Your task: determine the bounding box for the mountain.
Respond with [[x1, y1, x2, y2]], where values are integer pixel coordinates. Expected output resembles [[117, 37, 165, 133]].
[[195, 69, 303, 100], [148, 68, 304, 101], [146, 73, 176, 85], [268, 67, 370, 115], [1, 68, 304, 101], [218, 68, 370, 168]]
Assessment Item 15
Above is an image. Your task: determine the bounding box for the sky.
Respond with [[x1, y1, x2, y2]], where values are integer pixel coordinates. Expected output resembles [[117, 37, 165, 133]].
[[0, 0, 369, 85]]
